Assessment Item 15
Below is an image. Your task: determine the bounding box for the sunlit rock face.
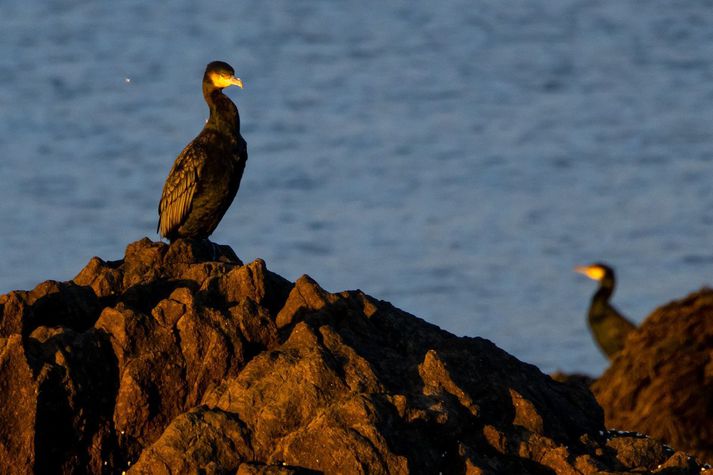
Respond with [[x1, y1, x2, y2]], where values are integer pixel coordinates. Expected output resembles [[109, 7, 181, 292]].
[[0, 238, 706, 474]]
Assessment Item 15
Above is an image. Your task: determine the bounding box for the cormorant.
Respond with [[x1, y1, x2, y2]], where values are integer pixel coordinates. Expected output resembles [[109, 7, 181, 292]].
[[158, 61, 247, 241], [575, 263, 636, 359]]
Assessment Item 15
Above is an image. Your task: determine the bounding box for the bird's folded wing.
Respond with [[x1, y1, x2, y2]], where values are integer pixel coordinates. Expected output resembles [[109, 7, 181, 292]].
[[158, 143, 204, 237]]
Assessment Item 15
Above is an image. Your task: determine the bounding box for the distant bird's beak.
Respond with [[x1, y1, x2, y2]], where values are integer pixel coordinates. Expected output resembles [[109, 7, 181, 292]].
[[230, 76, 243, 88], [574, 265, 604, 281]]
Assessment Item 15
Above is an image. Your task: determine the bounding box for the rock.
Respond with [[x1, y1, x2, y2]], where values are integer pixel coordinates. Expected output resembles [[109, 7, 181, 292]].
[[0, 335, 36, 474], [592, 288, 713, 464], [606, 432, 669, 469], [0, 238, 707, 474], [550, 371, 596, 388], [0, 280, 100, 337], [29, 326, 119, 473]]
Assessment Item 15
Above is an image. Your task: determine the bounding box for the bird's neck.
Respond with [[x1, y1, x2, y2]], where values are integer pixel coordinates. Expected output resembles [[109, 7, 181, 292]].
[[203, 85, 240, 135], [592, 276, 615, 304]]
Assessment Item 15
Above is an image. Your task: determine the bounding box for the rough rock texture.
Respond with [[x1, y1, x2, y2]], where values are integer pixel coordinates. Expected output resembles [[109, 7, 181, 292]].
[[592, 288, 713, 464], [0, 238, 706, 474]]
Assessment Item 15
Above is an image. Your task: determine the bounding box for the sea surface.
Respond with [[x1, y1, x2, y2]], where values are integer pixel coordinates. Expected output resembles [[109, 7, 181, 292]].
[[2, 1, 713, 375]]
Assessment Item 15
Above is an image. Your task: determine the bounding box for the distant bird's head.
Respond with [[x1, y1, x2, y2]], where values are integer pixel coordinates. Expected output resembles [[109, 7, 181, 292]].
[[574, 262, 614, 282], [204, 61, 243, 89]]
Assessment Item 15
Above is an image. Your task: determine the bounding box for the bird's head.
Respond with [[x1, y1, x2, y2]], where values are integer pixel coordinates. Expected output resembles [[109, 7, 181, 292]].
[[574, 262, 614, 282], [204, 61, 243, 89]]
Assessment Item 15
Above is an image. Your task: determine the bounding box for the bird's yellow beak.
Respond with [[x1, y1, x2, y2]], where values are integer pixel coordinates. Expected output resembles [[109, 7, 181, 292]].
[[210, 72, 244, 89], [229, 76, 243, 88], [574, 265, 605, 281]]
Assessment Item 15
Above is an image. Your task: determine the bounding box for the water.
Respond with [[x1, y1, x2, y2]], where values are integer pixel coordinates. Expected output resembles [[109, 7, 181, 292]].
[[2, 1, 713, 376]]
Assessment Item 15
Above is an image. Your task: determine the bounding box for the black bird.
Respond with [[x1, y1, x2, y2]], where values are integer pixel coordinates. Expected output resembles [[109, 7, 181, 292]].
[[158, 61, 248, 241], [575, 263, 636, 359]]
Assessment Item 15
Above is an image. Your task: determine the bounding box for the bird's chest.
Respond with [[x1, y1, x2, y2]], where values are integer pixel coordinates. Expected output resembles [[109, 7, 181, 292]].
[[202, 134, 239, 168]]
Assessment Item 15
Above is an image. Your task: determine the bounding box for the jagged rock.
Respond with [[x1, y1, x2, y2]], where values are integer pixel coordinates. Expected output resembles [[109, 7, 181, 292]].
[[0, 280, 100, 337], [26, 325, 118, 473], [0, 335, 36, 474], [0, 238, 707, 474], [592, 288, 713, 464]]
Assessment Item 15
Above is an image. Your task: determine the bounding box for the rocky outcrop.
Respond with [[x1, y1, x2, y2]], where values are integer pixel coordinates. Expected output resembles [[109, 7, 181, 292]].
[[592, 288, 713, 463], [0, 238, 706, 474]]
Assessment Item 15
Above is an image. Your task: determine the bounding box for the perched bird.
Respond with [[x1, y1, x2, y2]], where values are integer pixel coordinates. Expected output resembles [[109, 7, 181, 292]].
[[575, 263, 636, 359], [158, 61, 248, 241]]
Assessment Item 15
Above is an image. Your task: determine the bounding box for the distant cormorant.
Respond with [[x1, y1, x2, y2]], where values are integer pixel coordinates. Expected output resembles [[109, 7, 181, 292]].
[[575, 263, 636, 359], [158, 61, 247, 241]]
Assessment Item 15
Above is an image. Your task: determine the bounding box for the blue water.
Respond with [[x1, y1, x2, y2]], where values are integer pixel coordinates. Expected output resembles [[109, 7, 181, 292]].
[[2, 1, 713, 375]]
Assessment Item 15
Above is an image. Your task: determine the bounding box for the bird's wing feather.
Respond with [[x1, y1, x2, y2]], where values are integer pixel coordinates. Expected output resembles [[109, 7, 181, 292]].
[[157, 141, 205, 238]]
